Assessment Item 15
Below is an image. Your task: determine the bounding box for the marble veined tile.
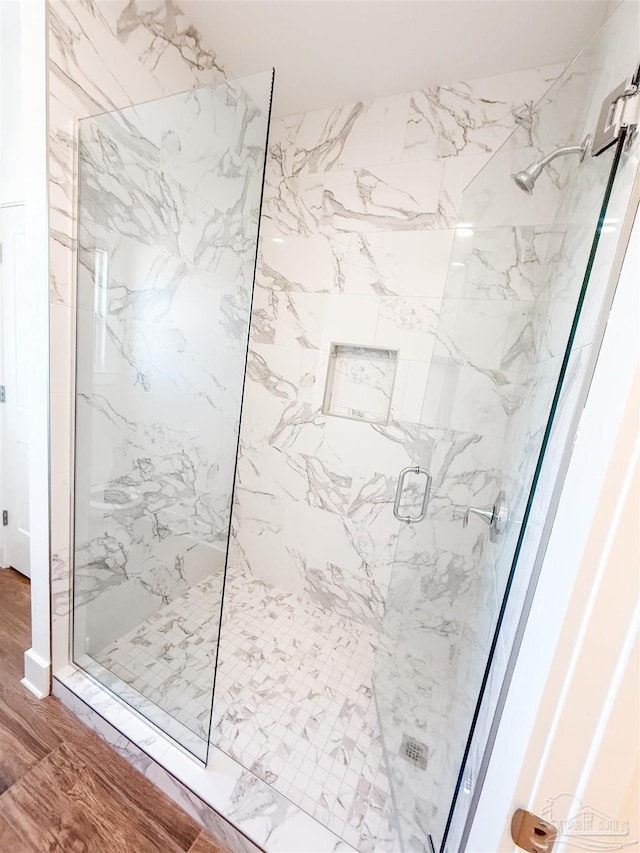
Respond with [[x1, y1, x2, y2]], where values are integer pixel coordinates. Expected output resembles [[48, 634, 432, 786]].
[[156, 74, 273, 202], [92, 571, 224, 744], [49, 0, 165, 119], [96, 0, 226, 92], [54, 670, 354, 853], [375, 296, 440, 361], [258, 232, 353, 295], [344, 230, 455, 299], [279, 501, 388, 627], [374, 447, 500, 849], [274, 292, 381, 351], [261, 168, 325, 238], [212, 572, 396, 850], [457, 142, 568, 230], [389, 359, 432, 423], [250, 287, 279, 344], [78, 124, 260, 268], [404, 64, 561, 160], [89, 568, 397, 850], [446, 225, 564, 301], [435, 152, 493, 229], [239, 443, 354, 514], [270, 94, 411, 177], [71, 53, 270, 699], [435, 298, 518, 371], [319, 161, 444, 233]]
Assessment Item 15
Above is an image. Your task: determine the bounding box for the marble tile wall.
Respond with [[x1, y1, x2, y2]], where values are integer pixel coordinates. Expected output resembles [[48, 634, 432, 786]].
[[432, 5, 640, 849], [229, 64, 563, 638], [360, 52, 636, 849], [220, 62, 579, 851], [72, 73, 270, 664], [51, 0, 274, 767], [49, 0, 229, 673]]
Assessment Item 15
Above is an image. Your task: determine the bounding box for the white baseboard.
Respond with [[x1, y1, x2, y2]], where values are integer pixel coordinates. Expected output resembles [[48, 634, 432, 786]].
[[22, 647, 51, 698]]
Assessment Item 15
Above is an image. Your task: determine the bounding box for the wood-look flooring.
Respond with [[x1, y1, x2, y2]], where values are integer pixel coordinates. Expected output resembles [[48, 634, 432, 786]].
[[0, 567, 230, 853]]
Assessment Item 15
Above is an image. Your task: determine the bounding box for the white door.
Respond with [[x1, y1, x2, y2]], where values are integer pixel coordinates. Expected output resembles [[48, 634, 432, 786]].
[[0, 204, 30, 577]]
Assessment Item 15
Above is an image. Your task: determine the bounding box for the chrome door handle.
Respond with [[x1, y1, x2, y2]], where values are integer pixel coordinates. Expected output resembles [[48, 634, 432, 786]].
[[393, 466, 432, 524], [463, 490, 509, 542]]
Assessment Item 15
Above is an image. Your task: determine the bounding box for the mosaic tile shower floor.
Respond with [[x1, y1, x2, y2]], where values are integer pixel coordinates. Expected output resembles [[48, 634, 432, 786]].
[[95, 573, 394, 849]]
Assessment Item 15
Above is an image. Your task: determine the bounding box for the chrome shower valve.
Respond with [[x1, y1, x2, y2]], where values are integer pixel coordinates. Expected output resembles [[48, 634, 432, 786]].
[[463, 490, 509, 542]]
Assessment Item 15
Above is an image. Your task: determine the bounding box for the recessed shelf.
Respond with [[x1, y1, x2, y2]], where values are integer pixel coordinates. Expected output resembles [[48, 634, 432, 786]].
[[322, 343, 399, 425]]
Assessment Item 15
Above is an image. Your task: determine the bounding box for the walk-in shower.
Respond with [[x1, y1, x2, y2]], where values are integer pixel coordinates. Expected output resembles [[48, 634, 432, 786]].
[[68, 3, 639, 851]]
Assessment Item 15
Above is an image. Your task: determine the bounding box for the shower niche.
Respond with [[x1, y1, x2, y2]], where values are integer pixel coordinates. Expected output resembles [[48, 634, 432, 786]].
[[322, 343, 399, 424]]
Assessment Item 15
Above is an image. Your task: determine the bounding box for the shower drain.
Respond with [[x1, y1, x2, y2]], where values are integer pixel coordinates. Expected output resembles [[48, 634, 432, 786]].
[[400, 734, 428, 770]]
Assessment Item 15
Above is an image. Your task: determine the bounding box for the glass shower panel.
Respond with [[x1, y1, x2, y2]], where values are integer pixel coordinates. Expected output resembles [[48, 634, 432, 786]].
[[374, 6, 638, 849], [72, 71, 273, 761]]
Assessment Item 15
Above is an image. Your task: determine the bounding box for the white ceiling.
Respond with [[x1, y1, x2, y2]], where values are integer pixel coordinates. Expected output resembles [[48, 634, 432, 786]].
[[181, 0, 616, 117]]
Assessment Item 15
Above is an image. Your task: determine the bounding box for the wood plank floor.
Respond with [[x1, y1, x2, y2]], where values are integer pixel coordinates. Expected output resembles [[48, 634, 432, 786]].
[[0, 567, 231, 853]]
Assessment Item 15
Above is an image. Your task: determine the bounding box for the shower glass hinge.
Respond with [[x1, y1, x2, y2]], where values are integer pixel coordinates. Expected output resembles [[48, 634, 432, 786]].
[[0, 385, 5, 402], [592, 67, 640, 156], [2, 511, 8, 526]]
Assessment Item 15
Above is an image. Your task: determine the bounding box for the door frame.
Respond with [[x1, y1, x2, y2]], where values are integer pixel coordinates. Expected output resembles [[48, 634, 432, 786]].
[[464, 171, 639, 851], [19, 0, 50, 699]]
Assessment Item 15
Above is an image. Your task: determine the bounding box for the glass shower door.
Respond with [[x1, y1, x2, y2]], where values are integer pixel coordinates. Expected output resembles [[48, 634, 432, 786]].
[[374, 6, 639, 849], [72, 71, 273, 761]]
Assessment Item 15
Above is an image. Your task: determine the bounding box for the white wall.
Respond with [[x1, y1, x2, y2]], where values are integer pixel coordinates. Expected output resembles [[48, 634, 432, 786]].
[[0, 0, 25, 569], [0, 0, 24, 205], [0, 0, 49, 694]]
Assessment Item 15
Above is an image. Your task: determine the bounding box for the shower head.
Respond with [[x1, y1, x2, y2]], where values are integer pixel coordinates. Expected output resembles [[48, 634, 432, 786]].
[[512, 169, 538, 194], [512, 135, 591, 195]]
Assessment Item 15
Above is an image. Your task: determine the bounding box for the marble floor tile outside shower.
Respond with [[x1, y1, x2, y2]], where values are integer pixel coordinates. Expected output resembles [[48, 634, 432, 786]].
[[94, 573, 394, 850]]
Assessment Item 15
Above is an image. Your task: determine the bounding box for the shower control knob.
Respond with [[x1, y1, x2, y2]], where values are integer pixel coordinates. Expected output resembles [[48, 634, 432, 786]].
[[463, 490, 509, 542]]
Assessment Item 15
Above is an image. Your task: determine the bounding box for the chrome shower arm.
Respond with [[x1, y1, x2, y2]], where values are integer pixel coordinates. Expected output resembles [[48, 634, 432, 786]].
[[534, 142, 588, 172], [527, 136, 591, 182]]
